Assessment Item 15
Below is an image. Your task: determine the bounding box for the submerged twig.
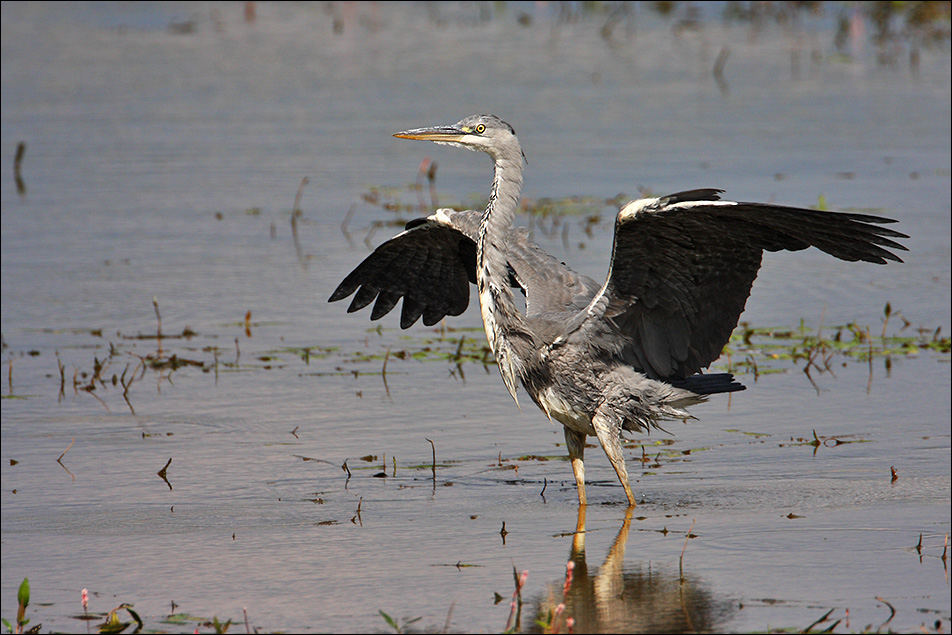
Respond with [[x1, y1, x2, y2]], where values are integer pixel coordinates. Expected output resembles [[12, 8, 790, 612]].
[[415, 157, 431, 212], [874, 596, 896, 630], [351, 496, 363, 526], [426, 438, 436, 483], [713, 46, 730, 94], [152, 296, 163, 358], [57, 353, 66, 400], [57, 438, 75, 463], [293, 176, 309, 215], [14, 141, 26, 196], [381, 346, 391, 397], [802, 608, 838, 634], [293, 454, 337, 467], [340, 204, 356, 246], [56, 438, 77, 481], [291, 177, 309, 267], [679, 518, 696, 583], [157, 457, 172, 490], [120, 357, 144, 415], [442, 601, 455, 635], [426, 158, 438, 210]]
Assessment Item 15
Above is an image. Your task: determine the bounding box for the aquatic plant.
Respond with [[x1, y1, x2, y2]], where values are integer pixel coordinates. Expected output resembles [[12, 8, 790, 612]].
[[1, 578, 33, 634], [377, 610, 421, 634]]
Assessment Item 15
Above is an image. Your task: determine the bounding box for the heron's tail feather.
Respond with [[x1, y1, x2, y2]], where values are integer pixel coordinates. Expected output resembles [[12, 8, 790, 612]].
[[671, 373, 746, 396]]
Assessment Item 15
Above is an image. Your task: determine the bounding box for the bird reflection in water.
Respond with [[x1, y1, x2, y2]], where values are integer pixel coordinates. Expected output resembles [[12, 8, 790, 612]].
[[527, 507, 732, 634]]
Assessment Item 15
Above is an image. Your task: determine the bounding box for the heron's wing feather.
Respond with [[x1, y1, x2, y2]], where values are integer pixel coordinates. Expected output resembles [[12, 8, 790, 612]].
[[328, 210, 475, 328], [431, 210, 601, 315], [571, 190, 908, 379], [329, 208, 600, 328], [507, 227, 603, 318]]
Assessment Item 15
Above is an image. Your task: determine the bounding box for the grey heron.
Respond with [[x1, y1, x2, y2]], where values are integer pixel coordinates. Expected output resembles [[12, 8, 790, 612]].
[[329, 114, 907, 506]]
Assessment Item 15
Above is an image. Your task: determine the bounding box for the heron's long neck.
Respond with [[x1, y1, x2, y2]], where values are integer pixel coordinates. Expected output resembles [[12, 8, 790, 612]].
[[477, 151, 525, 403]]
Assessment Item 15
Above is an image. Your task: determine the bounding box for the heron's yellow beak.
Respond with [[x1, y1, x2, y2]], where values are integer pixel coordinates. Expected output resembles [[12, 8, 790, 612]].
[[393, 125, 468, 142]]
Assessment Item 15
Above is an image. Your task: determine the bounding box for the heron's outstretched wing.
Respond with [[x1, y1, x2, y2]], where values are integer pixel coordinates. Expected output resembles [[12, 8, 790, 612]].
[[328, 210, 476, 328], [570, 189, 908, 380], [329, 208, 600, 328]]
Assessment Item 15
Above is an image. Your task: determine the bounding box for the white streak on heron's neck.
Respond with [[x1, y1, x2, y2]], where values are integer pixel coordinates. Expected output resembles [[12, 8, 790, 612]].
[[477, 147, 526, 404]]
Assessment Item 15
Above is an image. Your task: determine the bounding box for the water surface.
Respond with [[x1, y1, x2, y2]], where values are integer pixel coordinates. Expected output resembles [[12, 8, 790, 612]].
[[2, 3, 950, 633]]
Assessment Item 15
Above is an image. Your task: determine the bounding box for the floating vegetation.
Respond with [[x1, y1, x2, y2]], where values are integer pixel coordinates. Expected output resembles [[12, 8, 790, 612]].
[[338, 304, 949, 395], [359, 328, 493, 366], [18, 299, 948, 414], [2, 231, 946, 416], [1, 578, 252, 635], [716, 305, 950, 391], [14, 298, 253, 413], [780, 429, 871, 454]]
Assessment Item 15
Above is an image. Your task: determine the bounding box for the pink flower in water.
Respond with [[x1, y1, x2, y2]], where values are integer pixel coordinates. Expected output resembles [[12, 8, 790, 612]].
[[81, 588, 88, 612], [504, 569, 529, 633], [563, 561, 575, 596]]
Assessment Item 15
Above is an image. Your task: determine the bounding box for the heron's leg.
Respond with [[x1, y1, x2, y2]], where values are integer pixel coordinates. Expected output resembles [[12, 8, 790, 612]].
[[563, 427, 588, 506], [592, 411, 637, 507], [570, 503, 587, 557]]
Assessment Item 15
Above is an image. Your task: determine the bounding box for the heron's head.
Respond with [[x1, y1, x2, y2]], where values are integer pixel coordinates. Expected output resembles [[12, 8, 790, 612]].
[[394, 114, 521, 162]]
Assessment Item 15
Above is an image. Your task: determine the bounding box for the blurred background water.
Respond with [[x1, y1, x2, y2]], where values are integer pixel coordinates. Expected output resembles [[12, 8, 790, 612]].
[[2, 2, 950, 633]]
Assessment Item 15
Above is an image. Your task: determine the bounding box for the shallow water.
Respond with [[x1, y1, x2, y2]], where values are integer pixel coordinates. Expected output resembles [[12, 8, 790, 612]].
[[2, 3, 950, 633]]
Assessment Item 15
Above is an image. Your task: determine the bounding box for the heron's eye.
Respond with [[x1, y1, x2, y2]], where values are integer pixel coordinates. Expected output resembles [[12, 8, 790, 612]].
[[475, 124, 486, 134]]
